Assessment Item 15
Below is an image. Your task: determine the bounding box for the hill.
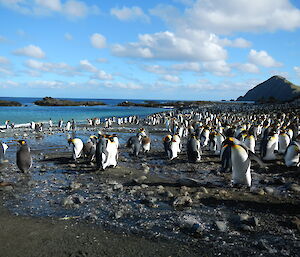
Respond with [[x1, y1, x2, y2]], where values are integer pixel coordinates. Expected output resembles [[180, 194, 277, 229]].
[[237, 76, 300, 102]]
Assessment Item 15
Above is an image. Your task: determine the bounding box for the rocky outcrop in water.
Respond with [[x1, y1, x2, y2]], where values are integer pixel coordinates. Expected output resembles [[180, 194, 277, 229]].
[[34, 97, 106, 106], [0, 100, 22, 106]]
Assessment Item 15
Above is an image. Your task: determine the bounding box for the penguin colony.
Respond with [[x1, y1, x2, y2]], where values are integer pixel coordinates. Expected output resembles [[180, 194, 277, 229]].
[[1, 103, 300, 188]]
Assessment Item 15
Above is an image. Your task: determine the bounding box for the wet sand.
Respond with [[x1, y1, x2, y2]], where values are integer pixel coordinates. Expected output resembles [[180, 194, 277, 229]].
[[0, 122, 300, 256]]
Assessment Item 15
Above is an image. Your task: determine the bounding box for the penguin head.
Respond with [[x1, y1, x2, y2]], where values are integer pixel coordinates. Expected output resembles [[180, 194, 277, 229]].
[[68, 138, 73, 145], [17, 140, 26, 145], [223, 137, 235, 147]]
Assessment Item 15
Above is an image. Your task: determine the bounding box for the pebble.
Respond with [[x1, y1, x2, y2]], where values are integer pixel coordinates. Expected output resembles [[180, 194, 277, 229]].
[[156, 185, 165, 195], [215, 221, 227, 232], [289, 183, 300, 193], [199, 187, 208, 194], [173, 196, 193, 207], [70, 182, 82, 190], [264, 186, 274, 194], [113, 184, 123, 191]]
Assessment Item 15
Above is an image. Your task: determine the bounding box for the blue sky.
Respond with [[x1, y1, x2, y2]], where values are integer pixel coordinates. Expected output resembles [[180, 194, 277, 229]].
[[1, 0, 300, 100]]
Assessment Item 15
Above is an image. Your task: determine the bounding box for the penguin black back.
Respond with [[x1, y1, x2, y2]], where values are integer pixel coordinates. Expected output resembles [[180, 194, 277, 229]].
[[16, 140, 32, 173]]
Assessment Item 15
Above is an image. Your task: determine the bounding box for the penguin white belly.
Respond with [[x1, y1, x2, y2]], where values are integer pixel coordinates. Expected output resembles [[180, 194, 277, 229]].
[[231, 146, 251, 187], [102, 141, 118, 169], [245, 137, 255, 153], [215, 135, 224, 155], [263, 139, 277, 161], [278, 135, 290, 154], [2, 143, 8, 154], [284, 146, 299, 167], [143, 142, 150, 152], [170, 141, 179, 159], [274, 134, 279, 151], [73, 141, 83, 159]]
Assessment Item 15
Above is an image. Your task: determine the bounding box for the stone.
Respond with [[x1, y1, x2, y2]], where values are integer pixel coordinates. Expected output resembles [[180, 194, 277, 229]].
[[240, 224, 252, 231], [289, 183, 300, 193], [173, 196, 193, 207], [199, 187, 208, 194], [264, 186, 274, 194], [114, 210, 124, 219], [70, 182, 81, 190], [215, 221, 227, 232], [156, 185, 165, 194], [113, 184, 123, 191]]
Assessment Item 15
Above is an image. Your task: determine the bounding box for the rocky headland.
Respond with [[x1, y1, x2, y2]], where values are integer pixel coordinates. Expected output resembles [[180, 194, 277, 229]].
[[34, 97, 106, 106], [0, 100, 22, 106]]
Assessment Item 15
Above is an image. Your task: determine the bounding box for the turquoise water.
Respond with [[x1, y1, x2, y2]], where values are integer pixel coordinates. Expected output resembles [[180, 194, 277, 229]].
[[0, 97, 168, 125]]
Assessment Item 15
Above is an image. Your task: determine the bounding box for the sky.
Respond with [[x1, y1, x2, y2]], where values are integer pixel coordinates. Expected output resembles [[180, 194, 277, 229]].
[[0, 0, 300, 100]]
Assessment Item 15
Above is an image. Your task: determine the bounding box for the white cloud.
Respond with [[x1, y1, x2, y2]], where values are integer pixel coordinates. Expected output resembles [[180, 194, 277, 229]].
[[25, 59, 78, 76], [112, 30, 227, 62], [0, 35, 8, 43], [172, 62, 200, 72], [64, 32, 73, 40], [235, 63, 259, 73], [203, 60, 231, 76], [248, 49, 282, 68], [79, 59, 97, 72], [220, 37, 252, 48], [143, 65, 168, 74], [94, 70, 113, 80], [90, 33, 106, 49], [96, 58, 108, 63], [162, 74, 181, 83], [0, 56, 10, 65], [13, 44, 45, 59], [103, 81, 142, 89], [28, 80, 65, 89], [0, 0, 100, 19], [110, 6, 149, 22], [0, 80, 19, 88], [181, 0, 300, 34], [294, 66, 300, 77], [35, 0, 62, 11]]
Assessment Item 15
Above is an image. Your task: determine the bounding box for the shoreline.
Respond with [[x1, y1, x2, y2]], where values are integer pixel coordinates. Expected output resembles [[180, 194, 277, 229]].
[[1, 103, 300, 256]]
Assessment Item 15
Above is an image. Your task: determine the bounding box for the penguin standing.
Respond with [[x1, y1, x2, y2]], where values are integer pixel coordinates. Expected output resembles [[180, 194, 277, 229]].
[[284, 140, 300, 167], [278, 130, 291, 154], [68, 138, 83, 161], [221, 137, 265, 187], [244, 132, 256, 153], [187, 134, 201, 163], [260, 129, 277, 161], [163, 135, 172, 159], [16, 140, 32, 173], [82, 136, 97, 162], [126, 133, 142, 156], [0, 141, 8, 164], [96, 135, 118, 170]]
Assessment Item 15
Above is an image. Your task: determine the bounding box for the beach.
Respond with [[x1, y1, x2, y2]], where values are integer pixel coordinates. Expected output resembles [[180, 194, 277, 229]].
[[0, 103, 300, 257]]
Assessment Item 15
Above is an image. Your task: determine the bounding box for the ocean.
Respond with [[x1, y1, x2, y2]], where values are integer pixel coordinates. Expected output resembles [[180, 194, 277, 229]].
[[0, 97, 169, 126]]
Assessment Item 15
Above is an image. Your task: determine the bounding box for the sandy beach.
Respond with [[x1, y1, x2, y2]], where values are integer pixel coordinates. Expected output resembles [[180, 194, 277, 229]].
[[0, 105, 300, 257]]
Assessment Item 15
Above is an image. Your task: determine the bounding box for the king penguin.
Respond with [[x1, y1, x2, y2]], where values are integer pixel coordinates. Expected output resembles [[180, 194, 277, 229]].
[[16, 140, 32, 173], [68, 138, 84, 161], [187, 134, 201, 163], [284, 139, 300, 167], [0, 141, 8, 164], [221, 137, 265, 187]]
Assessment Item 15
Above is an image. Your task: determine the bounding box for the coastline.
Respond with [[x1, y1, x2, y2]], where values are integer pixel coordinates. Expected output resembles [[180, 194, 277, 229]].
[[0, 103, 299, 256]]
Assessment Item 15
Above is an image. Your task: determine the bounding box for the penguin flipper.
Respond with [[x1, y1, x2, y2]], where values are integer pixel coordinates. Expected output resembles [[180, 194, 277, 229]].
[[248, 151, 266, 169]]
